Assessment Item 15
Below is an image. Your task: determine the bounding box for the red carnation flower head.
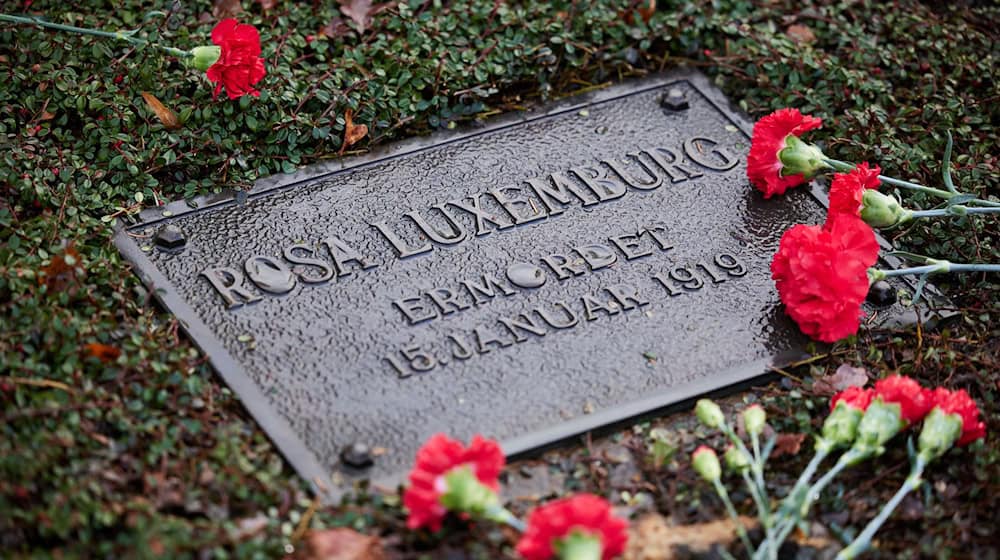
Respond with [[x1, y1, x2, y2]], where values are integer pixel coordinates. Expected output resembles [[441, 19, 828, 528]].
[[516, 494, 629, 560], [827, 162, 881, 219], [747, 108, 825, 198], [931, 387, 986, 446], [403, 433, 505, 531], [205, 19, 266, 100], [830, 385, 874, 413], [873, 375, 933, 425], [770, 214, 879, 342]]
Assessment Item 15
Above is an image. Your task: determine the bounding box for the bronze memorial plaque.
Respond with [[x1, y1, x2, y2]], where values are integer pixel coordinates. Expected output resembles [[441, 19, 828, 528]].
[[115, 71, 921, 499]]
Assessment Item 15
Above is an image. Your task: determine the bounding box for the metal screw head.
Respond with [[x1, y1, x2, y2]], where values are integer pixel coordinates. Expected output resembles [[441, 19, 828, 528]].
[[866, 280, 897, 306], [661, 88, 689, 111], [154, 224, 187, 250], [340, 442, 374, 469]]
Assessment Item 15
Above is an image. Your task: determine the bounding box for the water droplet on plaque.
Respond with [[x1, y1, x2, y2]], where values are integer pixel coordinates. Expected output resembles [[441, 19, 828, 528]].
[[506, 262, 546, 288]]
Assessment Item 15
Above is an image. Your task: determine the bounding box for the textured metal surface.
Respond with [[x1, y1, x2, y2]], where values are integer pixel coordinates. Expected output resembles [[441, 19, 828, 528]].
[[114, 71, 924, 500]]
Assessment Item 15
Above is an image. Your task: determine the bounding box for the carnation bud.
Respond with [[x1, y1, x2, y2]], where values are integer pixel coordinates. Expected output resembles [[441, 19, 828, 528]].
[[917, 407, 962, 462], [553, 530, 603, 560], [860, 189, 911, 228], [778, 135, 827, 179], [187, 45, 222, 71], [848, 398, 905, 464], [723, 445, 750, 473], [743, 405, 766, 437], [695, 399, 725, 429], [692, 446, 722, 482], [819, 400, 864, 450], [439, 466, 501, 519]]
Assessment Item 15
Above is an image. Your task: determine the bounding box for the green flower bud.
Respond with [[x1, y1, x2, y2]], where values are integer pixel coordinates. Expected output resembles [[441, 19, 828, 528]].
[[439, 466, 500, 518], [917, 407, 962, 462], [695, 399, 725, 429], [860, 189, 912, 228], [778, 135, 827, 179], [819, 400, 864, 449], [692, 445, 721, 482], [849, 399, 904, 464], [743, 404, 766, 437], [723, 445, 750, 473], [554, 530, 603, 560], [187, 45, 221, 72]]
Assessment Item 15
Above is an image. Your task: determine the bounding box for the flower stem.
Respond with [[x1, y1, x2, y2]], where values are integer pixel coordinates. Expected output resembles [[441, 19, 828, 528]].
[[0, 13, 191, 58], [823, 158, 1000, 208], [712, 478, 757, 557], [772, 445, 831, 532], [485, 503, 526, 532], [772, 448, 859, 547], [835, 456, 927, 559], [874, 262, 1000, 279], [909, 207, 1000, 218]]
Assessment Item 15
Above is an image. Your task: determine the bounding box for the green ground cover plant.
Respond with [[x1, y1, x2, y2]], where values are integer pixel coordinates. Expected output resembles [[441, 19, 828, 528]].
[[1, 0, 997, 557]]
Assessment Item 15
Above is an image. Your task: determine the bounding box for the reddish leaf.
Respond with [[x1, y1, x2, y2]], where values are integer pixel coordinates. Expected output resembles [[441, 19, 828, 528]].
[[623, 0, 656, 25], [342, 109, 368, 150], [84, 343, 121, 363], [302, 528, 385, 560], [141, 92, 181, 130], [40, 243, 83, 292], [255, 0, 276, 9], [771, 433, 806, 458], [813, 363, 869, 396]]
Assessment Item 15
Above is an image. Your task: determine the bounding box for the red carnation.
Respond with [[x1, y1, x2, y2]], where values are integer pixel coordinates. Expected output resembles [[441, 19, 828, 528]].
[[830, 386, 874, 412], [403, 434, 504, 531], [206, 19, 266, 100], [931, 388, 986, 446], [747, 108, 824, 198], [771, 214, 879, 342], [873, 375, 933, 425], [827, 162, 881, 221], [517, 494, 629, 560]]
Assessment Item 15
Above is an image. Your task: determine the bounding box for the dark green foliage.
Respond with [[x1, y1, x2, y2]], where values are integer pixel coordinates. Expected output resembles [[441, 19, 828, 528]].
[[1, 0, 997, 556]]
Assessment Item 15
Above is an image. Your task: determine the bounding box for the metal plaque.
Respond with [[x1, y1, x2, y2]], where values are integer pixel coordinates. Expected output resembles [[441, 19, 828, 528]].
[[115, 71, 925, 500]]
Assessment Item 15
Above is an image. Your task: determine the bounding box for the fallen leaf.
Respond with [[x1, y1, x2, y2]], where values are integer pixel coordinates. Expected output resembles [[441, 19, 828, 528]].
[[339, 0, 394, 34], [255, 0, 276, 9], [342, 109, 368, 150], [771, 432, 806, 459], [39, 110, 55, 121], [320, 17, 352, 39], [813, 363, 869, 395], [141, 92, 181, 130], [786, 24, 816, 43], [212, 0, 243, 19], [84, 343, 121, 363], [40, 243, 83, 292], [623, 0, 656, 25], [624, 513, 758, 560], [302, 528, 385, 560]]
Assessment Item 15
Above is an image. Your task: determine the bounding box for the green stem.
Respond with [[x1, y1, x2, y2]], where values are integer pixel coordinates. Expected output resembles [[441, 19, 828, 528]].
[[484, 503, 525, 532], [875, 263, 1000, 279], [910, 207, 1000, 218], [772, 448, 860, 547], [712, 478, 757, 557], [835, 456, 927, 559], [0, 13, 191, 58], [824, 158, 1000, 208], [772, 445, 831, 531]]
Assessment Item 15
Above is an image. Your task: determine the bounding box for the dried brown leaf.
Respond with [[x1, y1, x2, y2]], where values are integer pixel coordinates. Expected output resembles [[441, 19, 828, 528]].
[[212, 0, 243, 19], [786, 24, 816, 43], [813, 363, 869, 395], [141, 92, 181, 130], [771, 432, 807, 459], [301, 528, 385, 560], [320, 17, 352, 39], [624, 513, 758, 559], [255, 0, 276, 10], [342, 109, 368, 149], [339, 0, 394, 34]]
